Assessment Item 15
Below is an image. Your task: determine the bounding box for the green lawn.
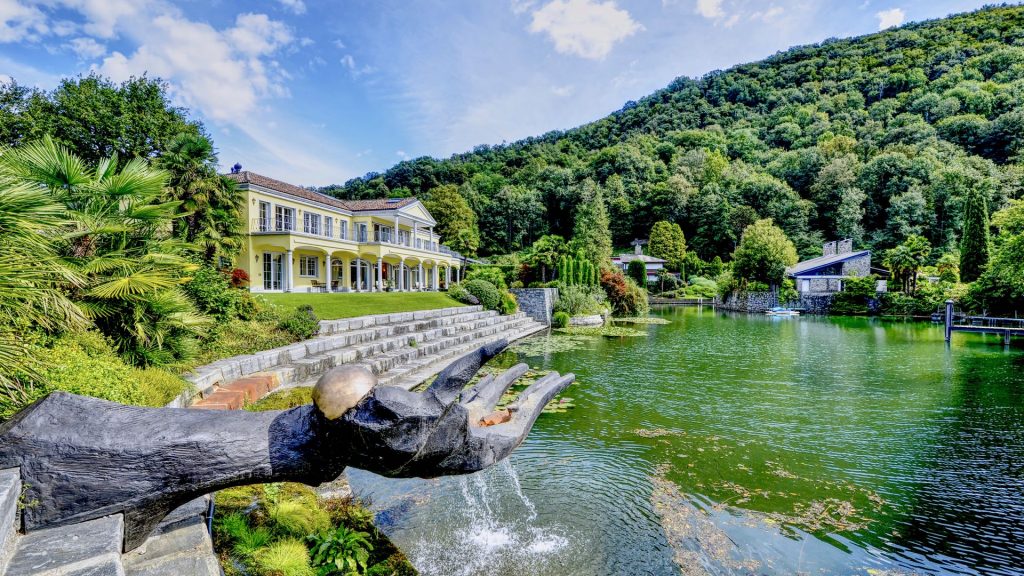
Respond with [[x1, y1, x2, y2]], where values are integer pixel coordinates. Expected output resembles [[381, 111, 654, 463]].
[[258, 292, 464, 320]]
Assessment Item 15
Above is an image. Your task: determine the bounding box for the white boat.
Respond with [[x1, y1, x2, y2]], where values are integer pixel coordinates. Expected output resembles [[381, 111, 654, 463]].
[[766, 307, 800, 316]]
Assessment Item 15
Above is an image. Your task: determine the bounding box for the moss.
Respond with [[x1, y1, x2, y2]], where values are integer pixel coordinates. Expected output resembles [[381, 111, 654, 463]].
[[553, 325, 648, 337], [246, 387, 313, 412]]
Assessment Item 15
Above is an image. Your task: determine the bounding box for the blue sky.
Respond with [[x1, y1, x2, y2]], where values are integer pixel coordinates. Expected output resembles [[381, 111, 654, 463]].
[[0, 0, 1000, 185]]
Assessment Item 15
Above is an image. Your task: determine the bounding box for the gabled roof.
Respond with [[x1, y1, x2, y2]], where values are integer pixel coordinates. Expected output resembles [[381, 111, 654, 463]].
[[787, 250, 870, 276], [225, 171, 417, 213], [612, 253, 666, 264]]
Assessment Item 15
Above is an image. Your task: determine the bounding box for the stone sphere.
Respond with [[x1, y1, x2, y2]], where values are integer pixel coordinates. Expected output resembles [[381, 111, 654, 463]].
[[312, 365, 377, 420]]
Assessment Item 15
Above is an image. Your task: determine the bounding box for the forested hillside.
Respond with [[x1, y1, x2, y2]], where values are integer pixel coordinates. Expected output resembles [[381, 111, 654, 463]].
[[325, 5, 1024, 262]]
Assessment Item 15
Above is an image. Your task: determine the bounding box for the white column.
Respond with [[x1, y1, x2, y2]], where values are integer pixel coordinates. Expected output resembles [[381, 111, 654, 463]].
[[432, 264, 439, 290], [399, 258, 406, 291], [376, 257, 383, 292], [355, 259, 363, 292], [418, 263, 424, 291], [412, 223, 418, 250], [285, 249, 293, 292], [445, 265, 451, 288], [325, 254, 332, 292], [394, 214, 400, 244]]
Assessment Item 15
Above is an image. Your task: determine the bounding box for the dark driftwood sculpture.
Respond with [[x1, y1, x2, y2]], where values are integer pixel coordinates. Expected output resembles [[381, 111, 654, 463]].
[[0, 340, 574, 551]]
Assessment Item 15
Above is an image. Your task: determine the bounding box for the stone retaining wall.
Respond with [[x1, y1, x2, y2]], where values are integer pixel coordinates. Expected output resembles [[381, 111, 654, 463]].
[[511, 288, 558, 325], [718, 291, 778, 313]]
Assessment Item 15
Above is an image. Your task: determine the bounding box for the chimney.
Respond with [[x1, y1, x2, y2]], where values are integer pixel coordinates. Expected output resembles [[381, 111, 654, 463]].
[[838, 238, 853, 255], [634, 243, 643, 255], [822, 241, 837, 257]]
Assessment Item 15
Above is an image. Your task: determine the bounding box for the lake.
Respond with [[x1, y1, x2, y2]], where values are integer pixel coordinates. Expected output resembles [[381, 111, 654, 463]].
[[349, 306, 1024, 576]]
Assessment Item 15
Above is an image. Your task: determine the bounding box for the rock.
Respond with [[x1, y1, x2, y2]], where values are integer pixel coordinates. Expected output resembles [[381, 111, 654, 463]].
[[312, 365, 376, 420], [479, 410, 512, 426]]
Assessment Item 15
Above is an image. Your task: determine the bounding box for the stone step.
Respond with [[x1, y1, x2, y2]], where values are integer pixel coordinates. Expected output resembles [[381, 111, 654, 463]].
[[183, 307, 495, 401], [317, 305, 482, 336], [0, 469, 19, 574], [193, 312, 526, 409], [323, 315, 536, 383], [123, 498, 218, 576], [3, 514, 125, 576], [384, 321, 548, 390]]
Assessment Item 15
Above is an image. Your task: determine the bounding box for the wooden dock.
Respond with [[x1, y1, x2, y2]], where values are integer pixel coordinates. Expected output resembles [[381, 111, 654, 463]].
[[943, 300, 1023, 345]]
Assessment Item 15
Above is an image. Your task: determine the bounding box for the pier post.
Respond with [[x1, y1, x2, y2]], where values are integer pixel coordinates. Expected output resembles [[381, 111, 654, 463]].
[[944, 299, 954, 343]]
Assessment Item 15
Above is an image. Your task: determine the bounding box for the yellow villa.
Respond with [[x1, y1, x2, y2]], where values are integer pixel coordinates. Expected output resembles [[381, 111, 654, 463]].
[[225, 170, 464, 293]]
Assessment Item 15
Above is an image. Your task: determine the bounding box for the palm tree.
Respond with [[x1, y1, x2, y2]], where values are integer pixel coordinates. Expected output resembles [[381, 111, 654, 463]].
[[157, 134, 244, 262], [4, 137, 210, 366], [0, 157, 85, 399]]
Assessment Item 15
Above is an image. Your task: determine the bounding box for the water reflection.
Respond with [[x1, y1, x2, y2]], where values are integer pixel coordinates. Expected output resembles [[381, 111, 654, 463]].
[[349, 308, 1024, 575]]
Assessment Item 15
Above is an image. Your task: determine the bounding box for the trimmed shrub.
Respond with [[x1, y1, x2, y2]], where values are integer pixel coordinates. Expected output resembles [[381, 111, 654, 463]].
[[447, 282, 478, 305], [278, 305, 319, 340], [463, 279, 502, 311], [552, 311, 570, 328], [627, 260, 647, 286]]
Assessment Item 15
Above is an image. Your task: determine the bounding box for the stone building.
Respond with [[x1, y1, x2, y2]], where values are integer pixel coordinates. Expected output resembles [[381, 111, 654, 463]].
[[786, 239, 871, 295]]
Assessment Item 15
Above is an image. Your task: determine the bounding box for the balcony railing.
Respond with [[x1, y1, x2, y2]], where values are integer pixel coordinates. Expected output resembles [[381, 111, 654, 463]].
[[251, 218, 448, 255]]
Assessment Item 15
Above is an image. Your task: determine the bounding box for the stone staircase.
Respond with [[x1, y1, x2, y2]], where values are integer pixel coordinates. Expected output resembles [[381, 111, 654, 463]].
[[0, 306, 547, 575], [0, 466, 217, 576], [191, 306, 547, 408]]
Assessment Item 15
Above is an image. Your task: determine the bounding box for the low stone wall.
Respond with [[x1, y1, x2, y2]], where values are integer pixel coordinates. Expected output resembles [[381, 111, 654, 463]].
[[718, 291, 778, 313], [568, 314, 604, 327], [511, 288, 558, 325]]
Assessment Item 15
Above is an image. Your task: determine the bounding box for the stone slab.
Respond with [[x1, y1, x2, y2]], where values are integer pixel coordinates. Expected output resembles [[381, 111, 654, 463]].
[[5, 515, 124, 576], [0, 468, 19, 574]]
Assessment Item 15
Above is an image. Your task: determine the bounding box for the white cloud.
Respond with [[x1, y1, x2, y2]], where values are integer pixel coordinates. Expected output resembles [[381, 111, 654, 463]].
[[551, 84, 574, 97], [528, 0, 642, 60], [396, 150, 409, 159], [695, 0, 725, 19], [65, 36, 106, 59], [751, 6, 784, 22], [227, 13, 293, 57], [62, 0, 149, 39], [277, 0, 306, 15], [333, 38, 346, 49], [340, 54, 355, 70], [0, 0, 48, 42], [876, 7, 905, 29]]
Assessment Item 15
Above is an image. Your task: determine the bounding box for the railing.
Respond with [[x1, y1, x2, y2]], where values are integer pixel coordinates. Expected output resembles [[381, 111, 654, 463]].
[[249, 218, 454, 257]]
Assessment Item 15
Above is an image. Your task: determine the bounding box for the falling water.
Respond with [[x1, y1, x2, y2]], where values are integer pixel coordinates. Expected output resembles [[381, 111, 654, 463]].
[[379, 460, 571, 576]]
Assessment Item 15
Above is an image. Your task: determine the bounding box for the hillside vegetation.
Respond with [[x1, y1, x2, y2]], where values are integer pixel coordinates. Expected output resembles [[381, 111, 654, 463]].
[[326, 5, 1024, 263]]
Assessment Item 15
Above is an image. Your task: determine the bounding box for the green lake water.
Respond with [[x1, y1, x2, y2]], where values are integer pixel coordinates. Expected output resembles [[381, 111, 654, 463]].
[[348, 306, 1024, 575]]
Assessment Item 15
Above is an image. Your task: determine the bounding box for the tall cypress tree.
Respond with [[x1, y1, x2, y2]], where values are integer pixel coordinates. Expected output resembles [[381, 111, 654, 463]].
[[960, 186, 991, 282]]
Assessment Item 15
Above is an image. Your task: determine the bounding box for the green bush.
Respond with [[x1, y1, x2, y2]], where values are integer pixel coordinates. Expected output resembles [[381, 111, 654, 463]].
[[446, 282, 478, 305], [830, 275, 878, 315], [0, 331, 191, 419], [463, 279, 502, 311], [499, 292, 518, 315], [278, 305, 319, 340], [552, 311, 570, 328], [554, 284, 606, 316], [600, 269, 649, 317], [183, 265, 242, 320], [465, 266, 508, 290], [627, 260, 647, 286]]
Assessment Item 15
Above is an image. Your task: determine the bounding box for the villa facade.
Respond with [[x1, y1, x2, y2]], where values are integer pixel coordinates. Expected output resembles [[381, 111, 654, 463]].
[[786, 239, 871, 295], [226, 171, 463, 293]]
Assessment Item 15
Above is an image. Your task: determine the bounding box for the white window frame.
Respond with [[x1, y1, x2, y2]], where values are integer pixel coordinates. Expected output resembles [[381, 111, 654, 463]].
[[299, 256, 319, 278], [303, 213, 321, 235], [325, 216, 333, 238], [339, 220, 348, 240], [275, 206, 294, 231], [357, 223, 368, 243]]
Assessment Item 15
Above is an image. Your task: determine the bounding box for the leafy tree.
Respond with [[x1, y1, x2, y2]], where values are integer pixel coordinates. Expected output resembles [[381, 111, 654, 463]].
[[884, 235, 931, 293], [959, 185, 991, 282], [156, 133, 243, 261], [1, 74, 203, 166], [570, 180, 612, 268], [731, 219, 798, 287], [524, 234, 567, 282], [627, 260, 647, 286], [647, 221, 686, 272], [4, 137, 209, 366], [936, 252, 960, 283], [423, 184, 480, 256]]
